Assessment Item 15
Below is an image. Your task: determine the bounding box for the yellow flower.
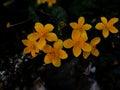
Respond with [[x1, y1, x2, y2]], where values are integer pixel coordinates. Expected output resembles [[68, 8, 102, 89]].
[[83, 37, 101, 59], [46, 0, 56, 7], [28, 22, 58, 50], [63, 30, 91, 57], [70, 16, 92, 40], [95, 17, 119, 38], [22, 34, 39, 57], [37, 0, 56, 7], [37, 0, 47, 5], [43, 39, 68, 67]]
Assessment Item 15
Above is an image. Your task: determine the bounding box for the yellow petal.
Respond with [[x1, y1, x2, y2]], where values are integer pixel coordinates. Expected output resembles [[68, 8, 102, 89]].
[[36, 48, 40, 53], [102, 28, 109, 38], [22, 40, 31, 46], [37, 0, 41, 4], [49, 0, 56, 3], [90, 37, 101, 46], [82, 43, 91, 52], [91, 48, 99, 57], [83, 24, 92, 30], [83, 52, 90, 59], [109, 26, 119, 33], [31, 45, 40, 53], [78, 16, 85, 26], [37, 0, 47, 4], [27, 32, 39, 41], [80, 31, 88, 41], [31, 51, 37, 57], [69, 22, 78, 29], [54, 39, 63, 49], [63, 39, 73, 48], [73, 45, 82, 57], [48, 2, 53, 7], [34, 22, 44, 32], [108, 17, 119, 25], [37, 38, 46, 50], [52, 59, 61, 67], [59, 50, 68, 59], [46, 33, 58, 41], [45, 24, 54, 31], [23, 47, 31, 54], [95, 23, 104, 30], [44, 54, 52, 64], [43, 45, 53, 53], [101, 17, 108, 24], [72, 30, 81, 40]]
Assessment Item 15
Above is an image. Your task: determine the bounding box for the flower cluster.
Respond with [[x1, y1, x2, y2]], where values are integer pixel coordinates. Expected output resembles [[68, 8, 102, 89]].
[[22, 22, 68, 67], [22, 16, 119, 67]]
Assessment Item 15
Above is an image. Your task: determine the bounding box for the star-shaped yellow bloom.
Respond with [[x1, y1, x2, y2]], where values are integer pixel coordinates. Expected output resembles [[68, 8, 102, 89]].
[[70, 16, 92, 40], [95, 17, 119, 38], [63, 30, 91, 57], [37, 0, 56, 7], [46, 0, 56, 7], [83, 37, 101, 59], [43, 39, 68, 67], [37, 0, 47, 5], [28, 22, 58, 50], [22, 34, 39, 57]]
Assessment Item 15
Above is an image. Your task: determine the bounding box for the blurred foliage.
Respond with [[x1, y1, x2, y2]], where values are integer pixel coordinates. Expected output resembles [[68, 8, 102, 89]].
[[0, 0, 120, 90]]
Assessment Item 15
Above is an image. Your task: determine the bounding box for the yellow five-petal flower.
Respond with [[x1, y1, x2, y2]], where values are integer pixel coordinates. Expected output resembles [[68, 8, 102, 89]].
[[37, 0, 56, 7], [37, 0, 47, 5], [83, 37, 101, 59], [46, 0, 56, 7], [70, 16, 92, 40], [22, 34, 39, 57], [95, 17, 119, 38], [28, 22, 58, 50], [63, 30, 91, 57], [43, 39, 68, 67]]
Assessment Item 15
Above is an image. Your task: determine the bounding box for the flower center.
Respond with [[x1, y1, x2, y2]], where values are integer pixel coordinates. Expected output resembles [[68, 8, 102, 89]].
[[49, 49, 58, 58], [31, 45, 36, 50], [106, 24, 112, 29], [76, 38, 85, 49], [78, 25, 84, 32], [39, 30, 45, 37]]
